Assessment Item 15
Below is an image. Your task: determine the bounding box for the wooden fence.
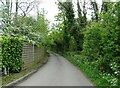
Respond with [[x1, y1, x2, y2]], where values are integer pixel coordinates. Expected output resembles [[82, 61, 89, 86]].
[[0, 43, 1, 70], [0, 43, 1, 60], [0, 39, 1, 87], [0, 42, 47, 74], [22, 43, 46, 70]]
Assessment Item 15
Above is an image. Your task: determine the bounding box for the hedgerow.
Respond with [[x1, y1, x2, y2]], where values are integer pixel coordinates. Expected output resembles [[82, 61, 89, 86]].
[[2, 36, 24, 73], [82, 3, 120, 86]]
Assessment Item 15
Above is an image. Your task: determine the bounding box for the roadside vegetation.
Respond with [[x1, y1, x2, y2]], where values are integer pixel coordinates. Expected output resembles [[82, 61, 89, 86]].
[[0, 0, 49, 85], [47, 1, 120, 87]]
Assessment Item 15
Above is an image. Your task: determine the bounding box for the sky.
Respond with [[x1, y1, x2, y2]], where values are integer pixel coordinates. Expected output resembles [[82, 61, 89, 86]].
[[35, 1, 59, 24]]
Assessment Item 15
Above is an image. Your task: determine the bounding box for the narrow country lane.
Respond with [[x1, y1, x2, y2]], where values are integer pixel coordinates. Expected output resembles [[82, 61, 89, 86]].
[[17, 53, 93, 86]]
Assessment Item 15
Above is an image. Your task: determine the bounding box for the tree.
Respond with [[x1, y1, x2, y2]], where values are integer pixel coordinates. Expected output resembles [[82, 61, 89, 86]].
[[57, 1, 76, 51], [0, 0, 49, 46], [17, 0, 35, 17], [82, 2, 120, 86], [0, 0, 13, 35], [0, 0, 13, 25], [101, 2, 109, 14], [90, 0, 99, 22]]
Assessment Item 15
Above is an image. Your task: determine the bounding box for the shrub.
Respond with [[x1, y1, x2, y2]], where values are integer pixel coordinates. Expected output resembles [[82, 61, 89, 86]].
[[82, 10, 120, 76], [2, 36, 24, 73], [82, 22, 102, 62]]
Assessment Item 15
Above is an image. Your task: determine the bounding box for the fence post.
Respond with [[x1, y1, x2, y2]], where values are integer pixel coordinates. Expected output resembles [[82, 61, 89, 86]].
[[33, 43, 34, 62]]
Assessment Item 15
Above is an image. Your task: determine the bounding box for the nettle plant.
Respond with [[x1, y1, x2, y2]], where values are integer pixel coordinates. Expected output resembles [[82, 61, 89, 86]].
[[2, 36, 24, 73]]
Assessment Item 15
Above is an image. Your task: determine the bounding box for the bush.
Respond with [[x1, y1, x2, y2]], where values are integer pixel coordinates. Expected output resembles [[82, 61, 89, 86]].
[[83, 23, 120, 73], [82, 22, 101, 62], [82, 4, 120, 85], [2, 36, 24, 73], [82, 8, 120, 78]]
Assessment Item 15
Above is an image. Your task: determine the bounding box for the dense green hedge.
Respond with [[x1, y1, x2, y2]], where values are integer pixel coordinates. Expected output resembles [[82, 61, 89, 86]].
[[82, 5, 120, 85], [83, 21, 120, 76], [2, 36, 24, 73]]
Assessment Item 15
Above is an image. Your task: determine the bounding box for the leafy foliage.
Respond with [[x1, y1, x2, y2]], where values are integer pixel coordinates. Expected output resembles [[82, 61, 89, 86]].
[[83, 22, 101, 62], [1, 4, 49, 46], [2, 36, 24, 73], [82, 3, 120, 86], [46, 29, 64, 52], [49, 1, 85, 52], [12, 14, 49, 46], [59, 2, 75, 51], [51, 2, 120, 86]]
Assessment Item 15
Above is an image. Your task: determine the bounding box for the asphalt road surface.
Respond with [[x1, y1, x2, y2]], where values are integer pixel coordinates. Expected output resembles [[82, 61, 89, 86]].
[[17, 53, 93, 86]]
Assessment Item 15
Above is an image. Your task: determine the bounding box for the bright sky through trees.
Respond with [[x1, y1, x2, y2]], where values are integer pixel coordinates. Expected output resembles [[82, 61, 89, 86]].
[[0, 0, 118, 26]]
